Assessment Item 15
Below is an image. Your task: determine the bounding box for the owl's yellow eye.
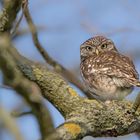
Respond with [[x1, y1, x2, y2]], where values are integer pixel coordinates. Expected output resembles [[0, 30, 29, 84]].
[[101, 44, 108, 49], [86, 46, 92, 51]]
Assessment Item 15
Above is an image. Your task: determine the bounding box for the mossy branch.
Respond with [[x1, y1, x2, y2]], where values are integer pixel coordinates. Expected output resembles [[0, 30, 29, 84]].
[[0, 0, 22, 32]]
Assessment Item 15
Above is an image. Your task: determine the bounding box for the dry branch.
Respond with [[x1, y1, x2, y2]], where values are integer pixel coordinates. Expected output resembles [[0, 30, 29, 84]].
[[0, 1, 56, 139], [0, 0, 22, 32], [0, 35, 55, 140], [0, 106, 24, 140]]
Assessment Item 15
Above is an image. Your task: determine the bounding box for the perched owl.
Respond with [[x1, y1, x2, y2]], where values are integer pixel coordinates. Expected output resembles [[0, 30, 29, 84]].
[[80, 36, 140, 101]]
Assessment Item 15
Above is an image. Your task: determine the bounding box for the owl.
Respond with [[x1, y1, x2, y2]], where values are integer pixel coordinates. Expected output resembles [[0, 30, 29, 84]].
[[80, 36, 140, 101]]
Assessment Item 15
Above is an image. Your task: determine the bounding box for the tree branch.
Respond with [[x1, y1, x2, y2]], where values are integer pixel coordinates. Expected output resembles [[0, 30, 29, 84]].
[[47, 122, 87, 140], [0, 0, 22, 32], [0, 106, 24, 140], [10, 45, 82, 117], [47, 100, 140, 140], [0, 34, 55, 140], [0, 2, 55, 138]]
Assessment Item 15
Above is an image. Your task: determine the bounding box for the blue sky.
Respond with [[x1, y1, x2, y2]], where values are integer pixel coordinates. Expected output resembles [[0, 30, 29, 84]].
[[1, 0, 140, 140]]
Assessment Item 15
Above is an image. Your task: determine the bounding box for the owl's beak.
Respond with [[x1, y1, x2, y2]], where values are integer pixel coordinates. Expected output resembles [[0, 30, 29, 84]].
[[95, 49, 99, 55]]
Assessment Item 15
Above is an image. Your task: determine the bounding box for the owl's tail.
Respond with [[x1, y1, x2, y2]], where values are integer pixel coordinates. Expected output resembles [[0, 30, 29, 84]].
[[130, 79, 140, 87], [136, 81, 140, 87]]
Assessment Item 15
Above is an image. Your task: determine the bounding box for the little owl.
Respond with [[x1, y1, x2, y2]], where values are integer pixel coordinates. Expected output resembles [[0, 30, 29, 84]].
[[80, 36, 140, 101]]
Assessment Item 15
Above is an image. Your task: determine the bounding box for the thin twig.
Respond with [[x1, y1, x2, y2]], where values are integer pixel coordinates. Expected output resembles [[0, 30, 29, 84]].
[[12, 26, 46, 39], [0, 106, 24, 140], [0, 84, 12, 90], [11, 9, 24, 37], [11, 110, 32, 117]]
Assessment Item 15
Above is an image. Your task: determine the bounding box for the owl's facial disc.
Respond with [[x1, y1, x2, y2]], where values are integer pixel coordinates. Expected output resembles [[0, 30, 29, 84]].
[[80, 36, 118, 61]]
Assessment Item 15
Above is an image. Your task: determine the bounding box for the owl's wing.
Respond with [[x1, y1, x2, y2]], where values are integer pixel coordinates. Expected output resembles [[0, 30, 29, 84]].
[[92, 51, 139, 86]]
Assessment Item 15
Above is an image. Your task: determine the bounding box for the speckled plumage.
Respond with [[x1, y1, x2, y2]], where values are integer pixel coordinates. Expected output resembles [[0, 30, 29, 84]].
[[80, 36, 140, 101]]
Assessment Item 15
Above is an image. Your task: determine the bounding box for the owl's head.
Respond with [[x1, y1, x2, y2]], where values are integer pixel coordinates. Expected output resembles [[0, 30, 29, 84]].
[[80, 36, 117, 61]]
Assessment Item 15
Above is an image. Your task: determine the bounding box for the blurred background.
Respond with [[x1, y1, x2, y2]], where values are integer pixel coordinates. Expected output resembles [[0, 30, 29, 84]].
[[0, 0, 140, 140]]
